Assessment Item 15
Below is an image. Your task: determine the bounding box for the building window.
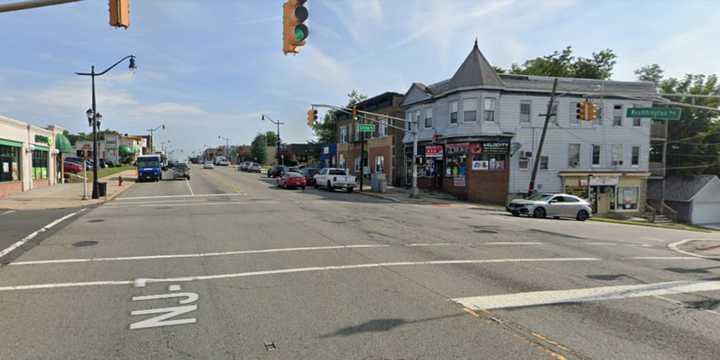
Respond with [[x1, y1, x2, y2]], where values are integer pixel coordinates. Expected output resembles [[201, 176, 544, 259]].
[[425, 108, 432, 128], [633, 117, 641, 127], [483, 98, 496, 122], [406, 112, 413, 131], [568, 144, 581, 168], [463, 99, 477, 122], [32, 149, 48, 180], [520, 100, 531, 123], [570, 101, 580, 126], [592, 144, 601, 166], [540, 156, 549, 170], [354, 156, 361, 173], [519, 157, 529, 169], [375, 155, 385, 173], [596, 103, 604, 125], [415, 110, 422, 132], [617, 187, 639, 210], [353, 123, 360, 142], [0, 144, 21, 182], [449, 101, 458, 124], [338, 154, 346, 169], [340, 126, 348, 144], [379, 119, 388, 137], [631, 145, 640, 166], [611, 144, 624, 166], [613, 104, 623, 126]]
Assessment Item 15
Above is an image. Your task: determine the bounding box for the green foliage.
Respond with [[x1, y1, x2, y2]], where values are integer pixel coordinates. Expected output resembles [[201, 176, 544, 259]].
[[504, 46, 617, 80], [634, 64, 664, 83], [250, 133, 267, 164]]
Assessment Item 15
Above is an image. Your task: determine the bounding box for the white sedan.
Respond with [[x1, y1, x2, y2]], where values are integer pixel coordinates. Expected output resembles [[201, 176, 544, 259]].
[[203, 161, 215, 169]]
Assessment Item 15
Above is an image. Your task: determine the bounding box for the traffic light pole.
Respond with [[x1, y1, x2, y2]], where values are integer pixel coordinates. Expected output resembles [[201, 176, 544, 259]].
[[527, 78, 558, 197]]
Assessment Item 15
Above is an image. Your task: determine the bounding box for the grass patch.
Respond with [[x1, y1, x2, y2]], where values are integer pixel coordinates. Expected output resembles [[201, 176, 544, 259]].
[[91, 166, 134, 181], [590, 216, 712, 233]]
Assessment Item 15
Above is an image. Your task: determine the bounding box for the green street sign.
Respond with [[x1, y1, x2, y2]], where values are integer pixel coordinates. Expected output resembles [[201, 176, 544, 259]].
[[626, 107, 682, 120], [358, 123, 375, 133]]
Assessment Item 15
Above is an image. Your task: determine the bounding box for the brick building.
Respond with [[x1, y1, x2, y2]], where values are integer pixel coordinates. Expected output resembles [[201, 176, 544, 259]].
[[335, 92, 405, 186]]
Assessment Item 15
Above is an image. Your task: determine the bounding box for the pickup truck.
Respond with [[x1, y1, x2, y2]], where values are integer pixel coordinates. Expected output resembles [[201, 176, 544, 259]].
[[314, 168, 356, 192]]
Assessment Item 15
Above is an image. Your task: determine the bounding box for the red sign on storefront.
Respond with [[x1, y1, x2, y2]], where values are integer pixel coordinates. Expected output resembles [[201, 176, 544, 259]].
[[425, 145, 444, 158]]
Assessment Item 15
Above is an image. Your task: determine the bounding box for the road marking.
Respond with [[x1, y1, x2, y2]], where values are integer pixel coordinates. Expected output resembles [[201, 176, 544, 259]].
[[587, 242, 618, 246], [116, 193, 246, 201], [629, 256, 701, 260], [133, 201, 274, 208], [10, 244, 392, 266], [1, 210, 16, 216], [103, 199, 213, 206], [129, 284, 198, 330], [669, 238, 720, 260], [185, 179, 194, 196], [484, 242, 543, 246], [452, 280, 720, 311], [0, 258, 600, 292], [405, 243, 455, 247], [0, 208, 86, 259]]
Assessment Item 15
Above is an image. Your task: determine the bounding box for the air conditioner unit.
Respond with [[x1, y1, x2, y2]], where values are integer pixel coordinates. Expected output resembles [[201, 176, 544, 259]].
[[611, 160, 623, 166], [570, 161, 580, 167], [520, 151, 533, 159]]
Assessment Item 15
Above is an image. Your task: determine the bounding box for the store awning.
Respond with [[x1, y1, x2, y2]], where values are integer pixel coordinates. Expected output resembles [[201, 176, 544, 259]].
[[0, 138, 23, 148], [132, 145, 142, 154], [119, 145, 134, 155], [54, 133, 73, 154]]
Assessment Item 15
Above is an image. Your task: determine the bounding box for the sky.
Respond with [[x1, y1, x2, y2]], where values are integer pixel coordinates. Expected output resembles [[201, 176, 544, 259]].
[[1, 0, 719, 157]]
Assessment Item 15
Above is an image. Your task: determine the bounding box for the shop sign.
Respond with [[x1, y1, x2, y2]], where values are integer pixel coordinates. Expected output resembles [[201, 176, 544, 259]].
[[469, 143, 483, 154], [482, 142, 509, 154], [472, 160, 489, 171], [453, 176, 466, 187], [590, 176, 619, 186], [446, 143, 469, 155], [323, 146, 329, 154], [34, 135, 49, 144], [425, 145, 443, 158]]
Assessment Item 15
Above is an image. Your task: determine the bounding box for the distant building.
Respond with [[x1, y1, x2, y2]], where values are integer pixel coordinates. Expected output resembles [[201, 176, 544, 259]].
[[648, 175, 720, 225], [400, 41, 657, 212]]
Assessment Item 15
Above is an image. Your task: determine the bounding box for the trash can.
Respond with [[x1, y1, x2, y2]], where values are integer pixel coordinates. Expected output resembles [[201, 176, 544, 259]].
[[377, 174, 387, 193], [97, 182, 107, 197]]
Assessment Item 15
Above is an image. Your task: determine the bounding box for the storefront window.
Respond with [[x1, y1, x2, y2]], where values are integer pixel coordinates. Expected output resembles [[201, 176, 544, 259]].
[[0, 145, 21, 182], [617, 187, 639, 210], [32, 149, 48, 180], [471, 154, 506, 171]]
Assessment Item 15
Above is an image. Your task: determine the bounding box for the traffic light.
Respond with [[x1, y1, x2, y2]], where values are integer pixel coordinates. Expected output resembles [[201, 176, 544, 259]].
[[352, 106, 358, 121], [576, 102, 585, 121], [588, 103, 598, 121], [109, 0, 130, 28], [283, 0, 309, 55], [307, 108, 318, 127]]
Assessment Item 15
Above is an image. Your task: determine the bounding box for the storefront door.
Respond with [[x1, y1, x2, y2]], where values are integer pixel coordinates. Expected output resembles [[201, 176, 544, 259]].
[[592, 186, 615, 214]]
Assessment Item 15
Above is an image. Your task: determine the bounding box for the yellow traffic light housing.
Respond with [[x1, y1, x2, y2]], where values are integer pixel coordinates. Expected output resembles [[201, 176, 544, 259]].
[[283, 0, 309, 55], [352, 106, 358, 121], [588, 103, 598, 121], [307, 108, 318, 127], [109, 0, 130, 28]]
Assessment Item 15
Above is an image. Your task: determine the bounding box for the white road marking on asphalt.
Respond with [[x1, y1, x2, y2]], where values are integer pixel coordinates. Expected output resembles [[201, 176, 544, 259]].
[[1, 210, 16, 216], [405, 243, 455, 247], [484, 242, 543, 246], [10, 244, 392, 266], [185, 179, 194, 196], [0, 258, 600, 292], [129, 284, 198, 330], [0, 208, 86, 259], [629, 256, 701, 260], [587, 242, 618, 246], [103, 199, 213, 206], [669, 238, 720, 260], [452, 280, 720, 311], [116, 193, 246, 201]]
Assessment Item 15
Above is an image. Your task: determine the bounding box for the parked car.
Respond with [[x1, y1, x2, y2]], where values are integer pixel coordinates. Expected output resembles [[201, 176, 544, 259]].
[[277, 172, 306, 189], [267, 165, 287, 178], [239, 161, 250, 171], [506, 193, 592, 221], [172, 163, 191, 180], [247, 162, 262, 173], [302, 167, 319, 185], [203, 161, 215, 169], [313, 168, 356, 192], [215, 158, 230, 166], [63, 160, 83, 174]]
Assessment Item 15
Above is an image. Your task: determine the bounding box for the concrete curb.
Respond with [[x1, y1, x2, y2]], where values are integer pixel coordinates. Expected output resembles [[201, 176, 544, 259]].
[[353, 191, 401, 203], [668, 238, 720, 260]]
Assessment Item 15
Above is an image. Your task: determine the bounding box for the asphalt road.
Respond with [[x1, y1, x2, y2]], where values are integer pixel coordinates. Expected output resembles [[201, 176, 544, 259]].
[[2, 164, 720, 359]]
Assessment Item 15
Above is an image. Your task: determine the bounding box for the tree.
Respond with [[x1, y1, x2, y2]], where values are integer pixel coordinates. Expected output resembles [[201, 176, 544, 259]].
[[265, 131, 279, 147], [637, 64, 720, 176], [311, 89, 367, 144], [504, 46, 617, 80], [250, 133, 267, 164]]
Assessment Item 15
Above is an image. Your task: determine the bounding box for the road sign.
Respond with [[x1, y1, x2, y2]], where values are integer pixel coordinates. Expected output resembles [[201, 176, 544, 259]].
[[626, 107, 682, 120], [358, 123, 375, 133]]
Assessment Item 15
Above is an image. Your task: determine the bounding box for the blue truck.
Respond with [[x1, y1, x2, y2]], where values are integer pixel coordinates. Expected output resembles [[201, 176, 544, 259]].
[[136, 154, 162, 182]]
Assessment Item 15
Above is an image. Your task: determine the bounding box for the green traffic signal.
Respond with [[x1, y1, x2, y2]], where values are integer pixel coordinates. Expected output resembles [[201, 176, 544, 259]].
[[294, 24, 308, 42]]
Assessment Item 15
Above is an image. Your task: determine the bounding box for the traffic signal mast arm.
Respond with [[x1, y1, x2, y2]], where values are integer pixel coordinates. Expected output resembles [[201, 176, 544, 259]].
[[310, 104, 410, 132]]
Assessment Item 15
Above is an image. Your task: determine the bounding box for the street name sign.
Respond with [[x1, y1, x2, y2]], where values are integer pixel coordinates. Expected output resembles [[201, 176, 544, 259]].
[[626, 107, 682, 120], [359, 124, 375, 133]]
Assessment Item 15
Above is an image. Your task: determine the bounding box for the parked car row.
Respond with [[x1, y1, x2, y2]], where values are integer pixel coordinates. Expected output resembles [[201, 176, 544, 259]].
[[238, 161, 262, 173]]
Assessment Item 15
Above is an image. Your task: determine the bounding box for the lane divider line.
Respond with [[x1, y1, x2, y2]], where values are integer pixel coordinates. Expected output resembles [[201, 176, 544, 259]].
[[115, 193, 246, 201], [1, 210, 16, 216], [0, 257, 601, 292], [185, 179, 194, 196], [0, 208, 86, 259]]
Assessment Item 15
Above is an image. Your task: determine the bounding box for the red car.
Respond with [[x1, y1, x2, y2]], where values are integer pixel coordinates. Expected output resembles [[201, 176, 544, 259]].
[[63, 160, 83, 174], [278, 172, 306, 189]]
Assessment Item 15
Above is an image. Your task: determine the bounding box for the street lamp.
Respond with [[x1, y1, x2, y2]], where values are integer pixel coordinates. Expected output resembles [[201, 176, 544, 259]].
[[76, 54, 137, 199], [261, 114, 284, 165], [218, 135, 230, 159], [146, 124, 165, 153]]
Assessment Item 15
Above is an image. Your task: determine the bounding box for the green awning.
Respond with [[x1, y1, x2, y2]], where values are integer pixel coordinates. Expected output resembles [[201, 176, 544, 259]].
[[33, 145, 49, 152], [55, 133, 73, 154], [119, 145, 134, 156], [0, 138, 23, 148], [132, 145, 142, 153]]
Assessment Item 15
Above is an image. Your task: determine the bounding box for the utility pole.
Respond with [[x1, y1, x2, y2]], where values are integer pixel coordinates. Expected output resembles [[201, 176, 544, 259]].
[[528, 78, 559, 197], [261, 114, 284, 165]]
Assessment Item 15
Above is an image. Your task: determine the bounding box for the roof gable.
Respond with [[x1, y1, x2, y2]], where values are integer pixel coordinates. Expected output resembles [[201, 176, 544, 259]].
[[447, 41, 504, 90], [401, 83, 432, 107]]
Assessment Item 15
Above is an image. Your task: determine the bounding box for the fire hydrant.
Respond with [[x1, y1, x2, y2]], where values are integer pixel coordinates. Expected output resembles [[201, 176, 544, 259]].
[[118, 175, 123, 187]]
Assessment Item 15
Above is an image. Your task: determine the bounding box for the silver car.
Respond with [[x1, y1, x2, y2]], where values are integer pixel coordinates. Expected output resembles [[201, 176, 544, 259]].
[[506, 193, 592, 221]]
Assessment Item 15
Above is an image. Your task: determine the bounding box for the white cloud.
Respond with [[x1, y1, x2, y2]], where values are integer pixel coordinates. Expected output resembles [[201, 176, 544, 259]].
[[132, 102, 205, 116], [31, 79, 137, 109], [320, 0, 384, 42]]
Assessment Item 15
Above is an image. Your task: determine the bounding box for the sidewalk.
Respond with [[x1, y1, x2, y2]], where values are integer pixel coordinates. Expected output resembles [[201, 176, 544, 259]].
[[355, 184, 504, 210], [0, 170, 137, 210]]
